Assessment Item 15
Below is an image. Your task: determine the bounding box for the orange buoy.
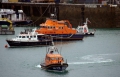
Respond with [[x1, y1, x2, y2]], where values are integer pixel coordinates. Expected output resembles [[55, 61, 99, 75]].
[[5, 45, 8, 48]]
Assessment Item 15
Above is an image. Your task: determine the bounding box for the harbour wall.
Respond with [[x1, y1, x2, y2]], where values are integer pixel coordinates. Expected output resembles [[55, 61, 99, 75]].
[[59, 5, 120, 28], [1, 3, 120, 28]]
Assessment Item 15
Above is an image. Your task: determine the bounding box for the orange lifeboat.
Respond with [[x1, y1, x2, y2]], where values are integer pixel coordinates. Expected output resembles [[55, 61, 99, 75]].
[[36, 18, 84, 41], [36, 18, 77, 34], [40, 46, 68, 72]]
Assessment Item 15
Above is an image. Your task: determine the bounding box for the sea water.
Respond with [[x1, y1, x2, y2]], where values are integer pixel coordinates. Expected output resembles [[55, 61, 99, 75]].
[[0, 27, 120, 77]]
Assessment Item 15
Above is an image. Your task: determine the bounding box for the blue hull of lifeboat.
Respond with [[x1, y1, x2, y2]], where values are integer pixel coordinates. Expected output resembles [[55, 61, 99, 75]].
[[47, 34, 84, 41], [40, 63, 68, 72]]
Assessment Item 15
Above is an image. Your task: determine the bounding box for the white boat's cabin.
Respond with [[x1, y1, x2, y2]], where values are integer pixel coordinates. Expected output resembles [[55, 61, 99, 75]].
[[77, 24, 89, 33], [13, 34, 38, 41], [77, 18, 90, 34]]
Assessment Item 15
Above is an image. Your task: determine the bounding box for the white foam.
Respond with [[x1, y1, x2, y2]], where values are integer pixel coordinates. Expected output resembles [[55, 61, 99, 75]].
[[68, 59, 113, 65], [69, 54, 114, 65], [35, 64, 41, 68], [81, 55, 105, 61], [68, 61, 96, 65], [81, 54, 115, 61], [81, 53, 120, 60]]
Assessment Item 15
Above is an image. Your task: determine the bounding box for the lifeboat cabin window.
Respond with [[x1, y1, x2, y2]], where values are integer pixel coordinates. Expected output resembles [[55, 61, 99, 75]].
[[48, 26, 51, 29], [51, 57, 55, 60], [49, 26, 51, 29], [49, 57, 64, 63], [40, 26, 46, 28], [50, 26, 52, 29], [46, 26, 55, 29], [30, 36, 32, 38], [48, 57, 63, 60], [59, 27, 63, 29]]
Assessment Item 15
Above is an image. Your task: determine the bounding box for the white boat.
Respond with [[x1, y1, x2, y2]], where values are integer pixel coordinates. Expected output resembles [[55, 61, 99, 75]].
[[76, 18, 96, 35], [6, 28, 54, 47]]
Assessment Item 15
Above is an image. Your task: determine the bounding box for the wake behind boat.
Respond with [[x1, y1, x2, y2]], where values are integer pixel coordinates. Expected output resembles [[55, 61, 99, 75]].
[[40, 46, 68, 72], [6, 28, 54, 47]]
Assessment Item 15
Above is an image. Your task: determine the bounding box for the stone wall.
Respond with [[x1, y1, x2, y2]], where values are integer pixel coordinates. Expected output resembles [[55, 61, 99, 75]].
[[59, 5, 120, 28], [29, 5, 120, 28]]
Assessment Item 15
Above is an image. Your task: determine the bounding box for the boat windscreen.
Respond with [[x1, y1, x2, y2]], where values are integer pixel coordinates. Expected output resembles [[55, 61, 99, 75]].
[[50, 57, 63, 61]]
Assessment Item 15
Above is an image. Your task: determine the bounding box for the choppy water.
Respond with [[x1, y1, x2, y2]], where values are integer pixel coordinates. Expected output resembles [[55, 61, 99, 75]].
[[0, 27, 120, 77]]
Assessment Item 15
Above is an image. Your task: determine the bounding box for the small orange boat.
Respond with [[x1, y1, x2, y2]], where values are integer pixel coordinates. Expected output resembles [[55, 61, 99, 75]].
[[35, 17, 84, 41], [40, 46, 68, 72]]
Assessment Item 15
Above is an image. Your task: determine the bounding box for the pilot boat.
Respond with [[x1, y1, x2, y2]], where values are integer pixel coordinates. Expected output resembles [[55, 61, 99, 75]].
[[76, 18, 96, 36], [35, 15, 84, 41], [40, 46, 68, 72], [6, 28, 54, 47]]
